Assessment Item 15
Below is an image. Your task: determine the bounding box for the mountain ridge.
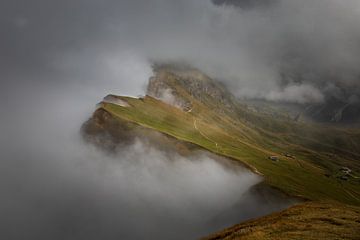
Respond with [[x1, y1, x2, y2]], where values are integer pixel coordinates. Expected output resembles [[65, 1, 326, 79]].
[[83, 65, 360, 204], [82, 65, 360, 239]]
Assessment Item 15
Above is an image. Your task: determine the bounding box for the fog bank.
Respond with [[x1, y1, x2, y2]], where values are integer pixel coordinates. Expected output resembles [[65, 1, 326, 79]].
[[0, 82, 295, 239], [1, 0, 360, 104], [4, 0, 353, 238]]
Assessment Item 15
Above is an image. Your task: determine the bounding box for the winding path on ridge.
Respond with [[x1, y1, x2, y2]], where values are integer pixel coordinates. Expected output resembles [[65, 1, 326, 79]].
[[193, 119, 219, 151], [193, 118, 263, 175]]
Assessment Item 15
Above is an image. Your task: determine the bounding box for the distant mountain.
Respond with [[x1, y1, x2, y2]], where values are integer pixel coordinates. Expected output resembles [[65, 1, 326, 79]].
[[304, 96, 360, 124], [243, 96, 360, 124]]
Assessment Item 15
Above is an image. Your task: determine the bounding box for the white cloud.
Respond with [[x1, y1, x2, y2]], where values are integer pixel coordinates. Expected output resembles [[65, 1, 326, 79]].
[[266, 84, 325, 104]]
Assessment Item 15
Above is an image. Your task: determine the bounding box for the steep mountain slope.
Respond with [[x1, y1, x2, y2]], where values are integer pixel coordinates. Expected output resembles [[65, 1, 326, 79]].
[[244, 95, 360, 124], [304, 96, 360, 123], [82, 65, 360, 239]]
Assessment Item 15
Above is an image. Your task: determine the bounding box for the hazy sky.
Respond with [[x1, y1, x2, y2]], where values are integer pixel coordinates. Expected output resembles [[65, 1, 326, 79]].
[[1, 0, 360, 103], [0, 0, 358, 239], [0, 80, 293, 239]]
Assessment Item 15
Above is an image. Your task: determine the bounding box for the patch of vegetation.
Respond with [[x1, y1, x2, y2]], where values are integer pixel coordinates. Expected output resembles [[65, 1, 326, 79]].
[[202, 201, 360, 240], [99, 92, 360, 205], [84, 66, 360, 207], [85, 66, 360, 239]]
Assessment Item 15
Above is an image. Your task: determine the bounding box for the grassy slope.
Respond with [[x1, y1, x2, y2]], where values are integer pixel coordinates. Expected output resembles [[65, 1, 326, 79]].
[[202, 201, 360, 240], [90, 67, 360, 205], [89, 68, 360, 239], [100, 93, 360, 205]]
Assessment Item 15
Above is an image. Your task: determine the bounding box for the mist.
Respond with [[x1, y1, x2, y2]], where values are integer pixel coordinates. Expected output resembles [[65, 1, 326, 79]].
[[2, 0, 360, 104], [1, 0, 357, 239], [0, 81, 294, 239]]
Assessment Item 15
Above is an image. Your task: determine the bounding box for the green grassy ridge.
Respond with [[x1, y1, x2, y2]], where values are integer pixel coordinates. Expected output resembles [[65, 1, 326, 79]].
[[151, 68, 360, 163], [99, 95, 360, 205]]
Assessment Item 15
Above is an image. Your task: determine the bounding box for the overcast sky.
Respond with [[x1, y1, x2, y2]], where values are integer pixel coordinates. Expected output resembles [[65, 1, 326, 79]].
[[1, 0, 360, 104], [0, 1, 358, 239]]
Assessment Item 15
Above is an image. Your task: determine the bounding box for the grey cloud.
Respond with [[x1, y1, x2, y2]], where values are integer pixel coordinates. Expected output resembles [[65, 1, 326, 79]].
[[2, 0, 360, 103], [212, 0, 277, 8], [266, 84, 325, 104], [0, 84, 293, 239], [0, 1, 358, 239]]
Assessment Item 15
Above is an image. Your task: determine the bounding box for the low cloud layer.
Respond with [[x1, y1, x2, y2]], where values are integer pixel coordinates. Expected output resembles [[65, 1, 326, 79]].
[[267, 84, 325, 104], [0, 1, 356, 239], [0, 83, 293, 239]]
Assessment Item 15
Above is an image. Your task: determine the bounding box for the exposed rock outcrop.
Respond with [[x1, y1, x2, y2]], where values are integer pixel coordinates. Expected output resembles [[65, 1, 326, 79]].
[[147, 64, 245, 117], [102, 95, 130, 107], [147, 70, 192, 111]]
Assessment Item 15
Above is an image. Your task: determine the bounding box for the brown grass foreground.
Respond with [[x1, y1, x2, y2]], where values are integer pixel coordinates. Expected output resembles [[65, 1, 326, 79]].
[[202, 201, 360, 240]]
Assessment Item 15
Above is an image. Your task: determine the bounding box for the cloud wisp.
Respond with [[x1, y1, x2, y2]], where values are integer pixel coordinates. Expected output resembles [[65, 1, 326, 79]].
[[2, 0, 360, 103], [1, 0, 357, 239], [0, 85, 294, 239]]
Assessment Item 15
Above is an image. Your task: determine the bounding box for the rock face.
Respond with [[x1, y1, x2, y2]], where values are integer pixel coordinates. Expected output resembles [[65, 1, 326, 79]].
[[147, 64, 360, 124], [147, 70, 192, 111], [147, 64, 244, 116], [102, 95, 130, 107], [81, 108, 137, 150]]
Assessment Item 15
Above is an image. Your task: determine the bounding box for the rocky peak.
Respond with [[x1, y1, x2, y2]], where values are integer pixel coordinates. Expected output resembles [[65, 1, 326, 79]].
[[147, 64, 241, 114], [147, 69, 193, 111]]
